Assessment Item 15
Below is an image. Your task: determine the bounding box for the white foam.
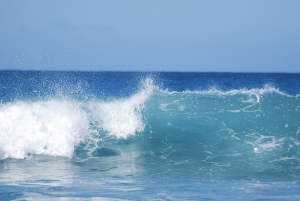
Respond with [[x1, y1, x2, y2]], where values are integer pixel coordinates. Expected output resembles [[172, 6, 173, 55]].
[[88, 78, 155, 138], [0, 78, 156, 159], [0, 100, 89, 159], [163, 85, 290, 98], [251, 135, 284, 153]]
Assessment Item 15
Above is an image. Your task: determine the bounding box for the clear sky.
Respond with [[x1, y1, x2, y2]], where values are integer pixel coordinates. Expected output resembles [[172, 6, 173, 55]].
[[0, 0, 299, 72]]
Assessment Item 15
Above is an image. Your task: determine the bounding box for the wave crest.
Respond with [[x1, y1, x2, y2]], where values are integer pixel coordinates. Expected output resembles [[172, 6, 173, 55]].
[[0, 78, 155, 159], [0, 100, 89, 159]]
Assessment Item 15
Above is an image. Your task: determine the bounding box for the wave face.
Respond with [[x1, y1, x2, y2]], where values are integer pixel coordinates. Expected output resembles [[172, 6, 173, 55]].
[[142, 88, 300, 180], [0, 71, 300, 181]]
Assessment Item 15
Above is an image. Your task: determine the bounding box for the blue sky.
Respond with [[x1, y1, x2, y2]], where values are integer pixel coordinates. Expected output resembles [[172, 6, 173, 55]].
[[0, 0, 299, 72]]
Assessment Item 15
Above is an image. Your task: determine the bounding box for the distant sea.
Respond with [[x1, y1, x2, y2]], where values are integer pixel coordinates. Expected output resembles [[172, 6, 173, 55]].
[[1, 71, 300, 200]]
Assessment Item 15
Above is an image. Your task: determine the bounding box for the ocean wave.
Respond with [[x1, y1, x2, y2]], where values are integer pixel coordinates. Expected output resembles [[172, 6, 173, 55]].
[[0, 77, 299, 162], [0, 78, 155, 159]]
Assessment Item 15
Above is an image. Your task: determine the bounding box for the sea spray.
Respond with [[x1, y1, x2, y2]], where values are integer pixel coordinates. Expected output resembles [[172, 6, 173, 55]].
[[0, 100, 89, 159], [88, 77, 155, 138], [0, 77, 156, 158]]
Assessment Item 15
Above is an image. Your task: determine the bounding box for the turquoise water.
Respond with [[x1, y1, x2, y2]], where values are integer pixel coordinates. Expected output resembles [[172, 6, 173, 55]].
[[0, 71, 300, 200]]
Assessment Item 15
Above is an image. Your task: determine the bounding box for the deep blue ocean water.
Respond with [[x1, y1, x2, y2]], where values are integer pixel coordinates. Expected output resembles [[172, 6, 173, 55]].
[[0, 71, 300, 200]]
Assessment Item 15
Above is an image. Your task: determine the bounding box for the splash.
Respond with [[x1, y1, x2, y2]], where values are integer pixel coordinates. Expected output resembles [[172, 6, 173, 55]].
[[89, 77, 155, 138], [0, 100, 89, 159], [0, 78, 155, 159]]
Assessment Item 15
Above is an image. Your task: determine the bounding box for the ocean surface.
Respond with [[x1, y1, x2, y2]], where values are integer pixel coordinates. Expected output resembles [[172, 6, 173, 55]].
[[0, 71, 300, 200]]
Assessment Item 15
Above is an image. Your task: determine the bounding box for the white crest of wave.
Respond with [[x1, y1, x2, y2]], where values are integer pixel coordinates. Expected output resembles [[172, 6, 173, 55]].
[[164, 85, 290, 102], [0, 100, 89, 159], [89, 78, 155, 138], [0, 78, 155, 159]]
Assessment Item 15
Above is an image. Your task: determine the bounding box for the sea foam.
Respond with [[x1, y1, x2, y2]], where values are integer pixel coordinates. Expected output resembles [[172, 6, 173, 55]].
[[89, 77, 154, 138], [0, 100, 89, 159], [0, 78, 155, 159]]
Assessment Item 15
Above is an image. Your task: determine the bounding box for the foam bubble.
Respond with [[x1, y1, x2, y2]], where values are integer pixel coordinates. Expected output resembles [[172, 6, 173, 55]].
[[0, 100, 89, 159], [252, 135, 284, 153]]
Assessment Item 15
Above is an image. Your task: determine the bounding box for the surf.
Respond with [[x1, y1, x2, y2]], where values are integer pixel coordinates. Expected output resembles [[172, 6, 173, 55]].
[[0, 77, 155, 159], [0, 73, 299, 182]]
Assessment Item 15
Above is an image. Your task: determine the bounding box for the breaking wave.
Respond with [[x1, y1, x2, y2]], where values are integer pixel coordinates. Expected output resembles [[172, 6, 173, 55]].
[[0, 76, 299, 172]]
